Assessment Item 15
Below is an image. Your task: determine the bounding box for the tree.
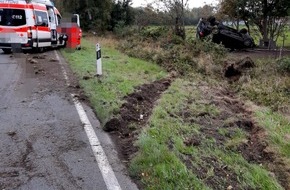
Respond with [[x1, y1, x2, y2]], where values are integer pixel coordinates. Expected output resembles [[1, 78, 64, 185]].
[[251, 0, 290, 45], [200, 4, 215, 18], [55, 0, 113, 31], [110, 0, 134, 31], [156, 0, 189, 39], [134, 6, 158, 30], [218, 0, 290, 47], [217, 0, 240, 29]]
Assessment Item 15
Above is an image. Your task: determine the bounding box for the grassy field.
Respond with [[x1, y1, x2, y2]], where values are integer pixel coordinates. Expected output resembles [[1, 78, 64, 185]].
[[61, 34, 290, 189], [277, 30, 290, 47]]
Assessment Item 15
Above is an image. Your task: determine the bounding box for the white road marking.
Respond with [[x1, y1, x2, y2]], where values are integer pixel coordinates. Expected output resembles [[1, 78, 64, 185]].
[[54, 50, 122, 190]]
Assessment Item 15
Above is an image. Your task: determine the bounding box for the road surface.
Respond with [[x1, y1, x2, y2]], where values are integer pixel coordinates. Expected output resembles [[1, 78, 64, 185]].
[[0, 50, 138, 190]]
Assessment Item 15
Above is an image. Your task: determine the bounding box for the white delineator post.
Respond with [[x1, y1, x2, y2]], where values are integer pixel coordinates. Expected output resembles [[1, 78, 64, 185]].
[[96, 43, 102, 75]]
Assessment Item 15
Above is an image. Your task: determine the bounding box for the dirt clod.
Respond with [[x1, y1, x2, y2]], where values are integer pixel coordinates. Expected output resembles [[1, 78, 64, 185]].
[[82, 76, 91, 80], [32, 54, 46, 59], [7, 131, 16, 137], [104, 118, 122, 132], [224, 57, 255, 81], [49, 58, 58, 62], [29, 59, 38, 64]]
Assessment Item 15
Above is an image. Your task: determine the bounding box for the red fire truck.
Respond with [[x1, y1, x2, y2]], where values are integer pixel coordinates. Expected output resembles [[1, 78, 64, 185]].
[[0, 0, 81, 53]]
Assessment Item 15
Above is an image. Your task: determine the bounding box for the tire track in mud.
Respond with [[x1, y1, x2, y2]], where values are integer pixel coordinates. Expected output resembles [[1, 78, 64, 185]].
[[196, 83, 290, 189], [104, 77, 173, 161]]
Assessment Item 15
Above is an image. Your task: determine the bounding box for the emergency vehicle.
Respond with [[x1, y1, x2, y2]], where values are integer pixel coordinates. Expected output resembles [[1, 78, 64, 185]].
[[0, 0, 80, 53]]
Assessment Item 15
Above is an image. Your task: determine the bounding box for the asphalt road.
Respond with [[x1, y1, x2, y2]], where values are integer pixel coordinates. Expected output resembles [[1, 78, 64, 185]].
[[0, 50, 138, 190]]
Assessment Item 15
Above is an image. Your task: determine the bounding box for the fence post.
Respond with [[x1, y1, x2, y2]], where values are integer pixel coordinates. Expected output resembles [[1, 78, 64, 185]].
[[96, 43, 102, 76]]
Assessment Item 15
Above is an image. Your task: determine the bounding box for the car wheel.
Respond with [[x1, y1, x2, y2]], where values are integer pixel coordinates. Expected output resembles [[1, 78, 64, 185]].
[[212, 27, 219, 34], [244, 39, 252, 47], [240, 28, 248, 34], [38, 47, 44, 53]]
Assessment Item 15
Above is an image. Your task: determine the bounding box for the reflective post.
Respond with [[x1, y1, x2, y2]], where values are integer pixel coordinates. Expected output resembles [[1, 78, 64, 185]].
[[96, 43, 102, 76]]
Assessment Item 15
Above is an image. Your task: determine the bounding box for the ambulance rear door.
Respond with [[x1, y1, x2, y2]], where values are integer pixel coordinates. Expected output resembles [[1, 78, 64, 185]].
[[47, 6, 57, 45], [34, 8, 51, 48]]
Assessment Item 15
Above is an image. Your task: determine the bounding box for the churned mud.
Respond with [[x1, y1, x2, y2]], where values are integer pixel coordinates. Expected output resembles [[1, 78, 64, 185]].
[[104, 77, 172, 160]]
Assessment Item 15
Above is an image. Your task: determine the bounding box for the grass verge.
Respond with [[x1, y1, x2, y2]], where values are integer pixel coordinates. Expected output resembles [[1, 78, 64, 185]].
[[61, 37, 167, 124], [130, 78, 283, 190], [254, 107, 290, 160], [232, 58, 290, 112]]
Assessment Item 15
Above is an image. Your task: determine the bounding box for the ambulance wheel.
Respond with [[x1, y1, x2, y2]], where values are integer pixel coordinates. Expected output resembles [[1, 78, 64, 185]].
[[22, 49, 29, 54], [33, 47, 44, 53], [2, 48, 12, 54], [38, 47, 44, 53]]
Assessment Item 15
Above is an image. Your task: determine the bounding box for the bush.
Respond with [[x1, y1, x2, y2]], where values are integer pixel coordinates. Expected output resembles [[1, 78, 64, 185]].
[[114, 22, 138, 38], [117, 26, 227, 76], [140, 26, 169, 40], [277, 57, 290, 73], [191, 39, 227, 61]]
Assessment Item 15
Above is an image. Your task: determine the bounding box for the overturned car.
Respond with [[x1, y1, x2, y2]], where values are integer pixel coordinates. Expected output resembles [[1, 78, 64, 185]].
[[196, 17, 255, 50]]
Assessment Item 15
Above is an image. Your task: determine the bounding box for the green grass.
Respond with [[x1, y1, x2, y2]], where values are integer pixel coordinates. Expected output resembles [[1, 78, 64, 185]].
[[276, 29, 290, 47], [232, 58, 290, 111], [129, 78, 208, 189], [255, 107, 290, 160], [214, 149, 283, 190], [61, 38, 167, 124], [130, 78, 283, 189]]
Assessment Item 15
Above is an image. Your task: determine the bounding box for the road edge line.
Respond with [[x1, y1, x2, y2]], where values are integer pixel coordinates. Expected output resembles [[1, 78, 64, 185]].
[[54, 50, 122, 190]]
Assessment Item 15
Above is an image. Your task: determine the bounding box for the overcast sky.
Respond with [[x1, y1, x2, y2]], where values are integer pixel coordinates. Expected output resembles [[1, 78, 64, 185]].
[[131, 0, 218, 8]]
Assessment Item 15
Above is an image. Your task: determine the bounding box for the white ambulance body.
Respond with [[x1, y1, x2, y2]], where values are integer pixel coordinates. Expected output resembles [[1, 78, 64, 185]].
[[0, 0, 67, 53]]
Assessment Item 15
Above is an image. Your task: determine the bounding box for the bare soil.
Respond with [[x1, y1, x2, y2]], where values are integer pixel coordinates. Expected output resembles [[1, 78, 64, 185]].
[[104, 77, 172, 160], [104, 50, 290, 189]]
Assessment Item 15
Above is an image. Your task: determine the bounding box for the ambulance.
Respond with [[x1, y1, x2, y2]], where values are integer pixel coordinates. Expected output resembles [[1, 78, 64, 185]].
[[0, 0, 79, 53]]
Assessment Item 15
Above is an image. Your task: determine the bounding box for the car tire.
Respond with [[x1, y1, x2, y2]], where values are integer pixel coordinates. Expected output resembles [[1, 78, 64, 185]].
[[240, 28, 248, 34], [244, 39, 252, 47], [212, 27, 219, 34]]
